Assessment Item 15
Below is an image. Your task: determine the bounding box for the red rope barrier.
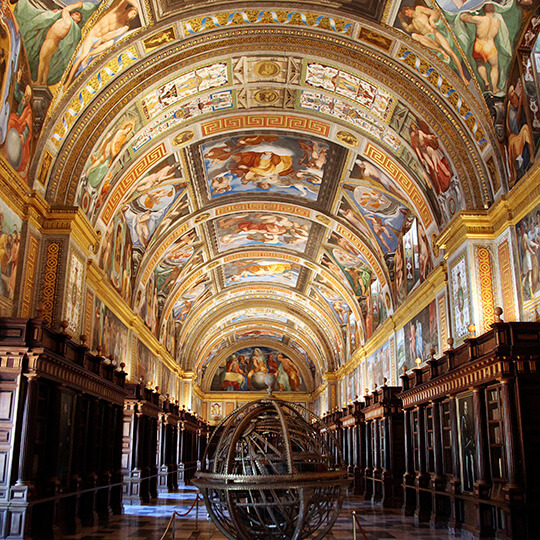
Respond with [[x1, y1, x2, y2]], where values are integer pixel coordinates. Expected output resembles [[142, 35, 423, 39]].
[[353, 512, 370, 540], [159, 494, 202, 540]]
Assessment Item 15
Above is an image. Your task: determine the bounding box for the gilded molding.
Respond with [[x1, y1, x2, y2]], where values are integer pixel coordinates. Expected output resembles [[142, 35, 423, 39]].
[[435, 165, 540, 260], [193, 384, 311, 403], [86, 260, 183, 379]]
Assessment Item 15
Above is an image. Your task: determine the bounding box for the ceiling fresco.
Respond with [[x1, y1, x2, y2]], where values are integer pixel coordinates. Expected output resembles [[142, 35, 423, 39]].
[[4, 0, 540, 391]]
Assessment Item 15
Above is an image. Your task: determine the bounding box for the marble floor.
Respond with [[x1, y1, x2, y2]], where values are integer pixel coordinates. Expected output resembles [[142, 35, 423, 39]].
[[63, 487, 459, 539]]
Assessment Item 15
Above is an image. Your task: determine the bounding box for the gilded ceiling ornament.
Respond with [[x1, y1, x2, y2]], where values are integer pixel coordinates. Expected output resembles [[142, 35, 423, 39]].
[[172, 130, 195, 147], [254, 89, 279, 105], [37, 151, 53, 186], [254, 60, 281, 78], [316, 214, 332, 226], [143, 27, 176, 53], [358, 27, 393, 52], [195, 212, 210, 223], [336, 131, 359, 147]]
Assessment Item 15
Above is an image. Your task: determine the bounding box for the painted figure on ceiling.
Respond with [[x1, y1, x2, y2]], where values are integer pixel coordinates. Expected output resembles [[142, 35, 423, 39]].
[[409, 118, 452, 195], [441, 0, 522, 97], [0, 0, 22, 144], [14, 0, 100, 87], [506, 81, 535, 185], [5, 68, 32, 177], [86, 118, 135, 188], [203, 135, 327, 200], [63, 0, 139, 88], [217, 213, 310, 251], [459, 4, 502, 93], [398, 3, 470, 85]]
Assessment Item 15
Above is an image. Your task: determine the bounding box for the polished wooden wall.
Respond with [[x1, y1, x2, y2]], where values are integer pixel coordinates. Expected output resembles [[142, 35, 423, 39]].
[[0, 318, 209, 539], [122, 382, 207, 505], [324, 321, 540, 540]]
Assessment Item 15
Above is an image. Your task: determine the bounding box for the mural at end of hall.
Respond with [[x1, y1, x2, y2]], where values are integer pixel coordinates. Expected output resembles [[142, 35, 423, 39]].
[[210, 346, 307, 392]]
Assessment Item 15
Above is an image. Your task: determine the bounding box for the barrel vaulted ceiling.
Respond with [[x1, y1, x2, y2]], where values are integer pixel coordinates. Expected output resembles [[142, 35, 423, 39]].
[[12, 0, 540, 387]]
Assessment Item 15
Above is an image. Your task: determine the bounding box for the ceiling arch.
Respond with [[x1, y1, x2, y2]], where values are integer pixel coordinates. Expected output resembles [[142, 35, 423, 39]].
[[15, 0, 536, 389]]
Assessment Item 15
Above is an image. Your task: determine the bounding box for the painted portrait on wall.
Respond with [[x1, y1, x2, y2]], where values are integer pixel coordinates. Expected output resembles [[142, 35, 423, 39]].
[[450, 253, 472, 344], [64, 251, 84, 334], [457, 392, 476, 492], [99, 211, 132, 303], [0, 199, 21, 301], [210, 346, 306, 392], [214, 212, 311, 253], [93, 298, 130, 373], [363, 341, 391, 392], [516, 202, 540, 311], [137, 339, 160, 386], [202, 134, 330, 200], [160, 365, 174, 398], [396, 326, 406, 376], [402, 299, 439, 368]]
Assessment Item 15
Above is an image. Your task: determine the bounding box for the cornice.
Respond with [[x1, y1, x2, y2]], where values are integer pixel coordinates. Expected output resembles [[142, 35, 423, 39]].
[[193, 384, 311, 403], [86, 260, 186, 380], [41, 206, 99, 257], [310, 380, 327, 401], [435, 166, 540, 258], [332, 263, 447, 381], [0, 156, 32, 218], [5, 187, 100, 259]]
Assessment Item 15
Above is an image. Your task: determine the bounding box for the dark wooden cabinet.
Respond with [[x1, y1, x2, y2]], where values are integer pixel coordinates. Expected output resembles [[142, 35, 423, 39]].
[[362, 386, 405, 508], [0, 317, 127, 538], [0, 317, 209, 538], [324, 388, 405, 508], [399, 321, 540, 540]]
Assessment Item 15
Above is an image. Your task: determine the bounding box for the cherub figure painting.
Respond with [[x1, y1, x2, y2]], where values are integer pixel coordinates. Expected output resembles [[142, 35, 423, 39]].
[[202, 135, 332, 200]]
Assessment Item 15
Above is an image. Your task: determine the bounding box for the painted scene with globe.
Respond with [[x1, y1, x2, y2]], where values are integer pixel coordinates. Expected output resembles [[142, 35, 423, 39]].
[[210, 346, 306, 392]]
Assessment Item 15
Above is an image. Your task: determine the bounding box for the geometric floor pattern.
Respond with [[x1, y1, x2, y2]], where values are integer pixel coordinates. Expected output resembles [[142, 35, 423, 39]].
[[63, 486, 459, 539]]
